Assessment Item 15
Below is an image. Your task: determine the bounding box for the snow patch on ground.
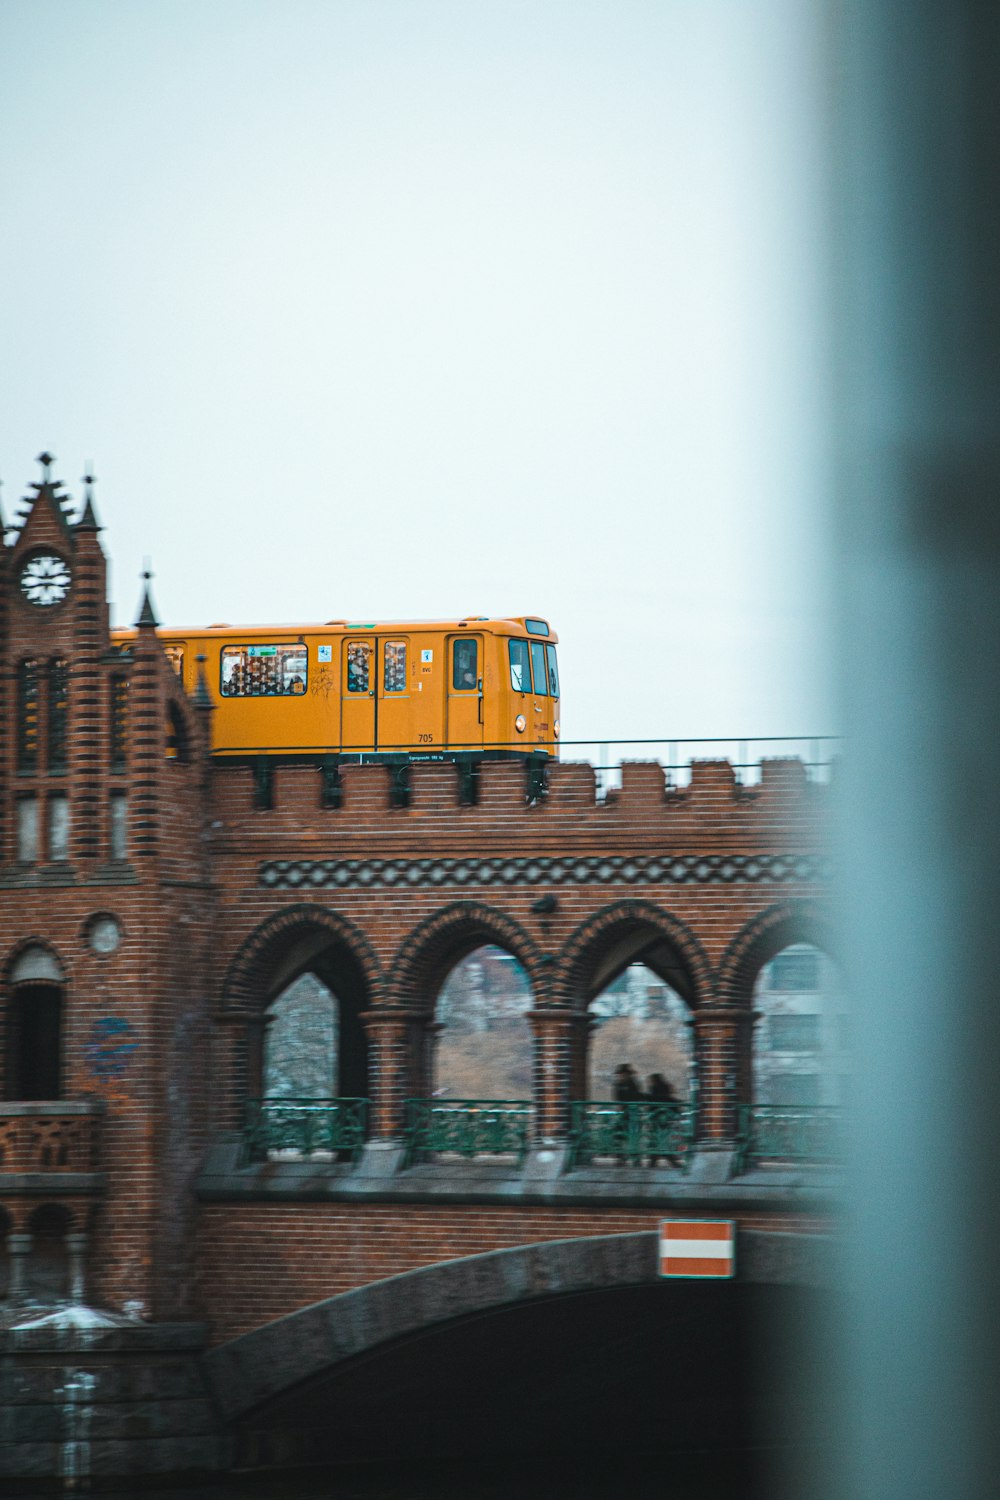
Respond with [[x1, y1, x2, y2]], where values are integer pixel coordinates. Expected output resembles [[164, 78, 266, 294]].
[[9, 1303, 129, 1330]]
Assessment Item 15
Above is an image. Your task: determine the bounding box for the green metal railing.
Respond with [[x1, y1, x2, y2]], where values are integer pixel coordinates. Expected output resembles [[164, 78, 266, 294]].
[[404, 1098, 533, 1163], [568, 1100, 696, 1168], [244, 1097, 368, 1162], [735, 1105, 842, 1171]]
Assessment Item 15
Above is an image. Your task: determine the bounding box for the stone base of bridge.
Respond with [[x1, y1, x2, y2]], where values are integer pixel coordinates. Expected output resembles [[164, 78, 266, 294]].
[[0, 1317, 228, 1486]]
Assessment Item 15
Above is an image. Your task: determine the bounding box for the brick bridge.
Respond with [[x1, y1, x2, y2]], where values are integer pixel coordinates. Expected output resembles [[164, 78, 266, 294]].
[[0, 462, 836, 1479]]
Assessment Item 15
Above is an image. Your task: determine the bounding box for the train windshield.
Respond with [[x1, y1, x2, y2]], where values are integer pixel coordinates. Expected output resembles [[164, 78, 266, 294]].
[[530, 642, 548, 696], [545, 644, 559, 697], [508, 639, 531, 692]]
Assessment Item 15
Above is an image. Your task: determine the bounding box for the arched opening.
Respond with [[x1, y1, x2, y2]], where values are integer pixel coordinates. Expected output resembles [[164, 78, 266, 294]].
[[237, 917, 373, 1162], [5, 946, 66, 1101], [589, 964, 694, 1103], [25, 1203, 71, 1304], [746, 942, 846, 1166], [406, 931, 536, 1161], [434, 945, 533, 1100], [566, 908, 702, 1166], [264, 973, 338, 1098]]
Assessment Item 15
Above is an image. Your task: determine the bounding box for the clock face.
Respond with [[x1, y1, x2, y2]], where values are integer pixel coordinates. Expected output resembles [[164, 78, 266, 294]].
[[20, 551, 72, 607]]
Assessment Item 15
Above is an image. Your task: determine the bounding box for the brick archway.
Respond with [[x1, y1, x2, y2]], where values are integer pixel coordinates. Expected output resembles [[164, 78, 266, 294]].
[[557, 898, 714, 1011], [222, 904, 383, 1013], [715, 900, 836, 1008], [388, 900, 547, 1015], [220, 905, 383, 1112]]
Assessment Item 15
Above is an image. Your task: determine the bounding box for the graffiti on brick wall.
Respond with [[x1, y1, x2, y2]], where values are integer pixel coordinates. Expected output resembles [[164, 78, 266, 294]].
[[85, 1016, 138, 1102]]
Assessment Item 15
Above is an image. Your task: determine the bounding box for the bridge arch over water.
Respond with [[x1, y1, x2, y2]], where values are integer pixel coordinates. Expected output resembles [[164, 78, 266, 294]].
[[205, 1228, 831, 1471]]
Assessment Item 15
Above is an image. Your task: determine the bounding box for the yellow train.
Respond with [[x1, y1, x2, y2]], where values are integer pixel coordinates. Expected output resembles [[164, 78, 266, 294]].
[[115, 615, 559, 761]]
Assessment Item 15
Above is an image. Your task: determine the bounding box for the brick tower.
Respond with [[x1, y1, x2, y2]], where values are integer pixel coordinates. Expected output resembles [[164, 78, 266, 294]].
[[0, 454, 211, 1319]]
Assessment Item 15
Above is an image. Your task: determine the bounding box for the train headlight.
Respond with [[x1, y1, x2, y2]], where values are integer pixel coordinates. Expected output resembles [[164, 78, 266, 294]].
[[554, 719, 560, 738], [515, 715, 527, 733]]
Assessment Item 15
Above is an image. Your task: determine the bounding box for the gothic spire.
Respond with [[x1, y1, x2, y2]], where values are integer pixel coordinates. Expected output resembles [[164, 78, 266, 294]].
[[193, 653, 214, 711], [76, 467, 102, 531], [135, 567, 159, 628]]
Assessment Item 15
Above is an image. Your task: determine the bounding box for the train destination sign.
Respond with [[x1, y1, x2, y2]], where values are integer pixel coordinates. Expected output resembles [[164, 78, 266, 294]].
[[659, 1219, 735, 1278]]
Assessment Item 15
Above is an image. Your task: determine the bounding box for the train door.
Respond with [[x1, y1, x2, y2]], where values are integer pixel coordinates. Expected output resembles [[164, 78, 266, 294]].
[[377, 636, 411, 751], [341, 637, 375, 752], [446, 634, 484, 751]]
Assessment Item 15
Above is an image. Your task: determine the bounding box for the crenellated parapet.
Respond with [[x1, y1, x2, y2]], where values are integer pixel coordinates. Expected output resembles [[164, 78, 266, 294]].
[[206, 755, 829, 858]]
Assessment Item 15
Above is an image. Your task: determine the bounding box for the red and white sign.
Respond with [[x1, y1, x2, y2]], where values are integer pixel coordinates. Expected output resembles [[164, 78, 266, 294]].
[[659, 1219, 736, 1278]]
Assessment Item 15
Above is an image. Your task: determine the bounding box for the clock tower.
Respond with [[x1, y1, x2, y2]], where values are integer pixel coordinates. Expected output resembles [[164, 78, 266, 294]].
[[1, 453, 110, 869], [0, 453, 214, 1325]]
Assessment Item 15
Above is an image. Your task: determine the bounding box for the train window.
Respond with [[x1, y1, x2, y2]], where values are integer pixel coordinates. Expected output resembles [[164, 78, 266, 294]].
[[164, 645, 184, 680], [221, 644, 308, 697], [453, 638, 478, 691], [346, 642, 371, 693], [545, 644, 560, 697], [384, 641, 407, 693], [508, 639, 531, 693], [530, 642, 548, 696], [525, 618, 549, 637]]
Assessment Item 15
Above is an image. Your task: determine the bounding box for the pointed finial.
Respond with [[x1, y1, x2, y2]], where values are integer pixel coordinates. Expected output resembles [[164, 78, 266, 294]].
[[77, 465, 102, 531], [193, 652, 214, 711], [135, 565, 159, 628], [37, 451, 54, 480]]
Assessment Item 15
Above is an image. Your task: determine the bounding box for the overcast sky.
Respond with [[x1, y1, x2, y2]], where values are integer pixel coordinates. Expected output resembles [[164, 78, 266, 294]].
[[1, 0, 833, 747]]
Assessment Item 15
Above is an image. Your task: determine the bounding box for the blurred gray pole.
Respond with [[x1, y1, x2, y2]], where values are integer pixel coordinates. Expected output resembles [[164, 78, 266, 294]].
[[833, 3, 1000, 1497]]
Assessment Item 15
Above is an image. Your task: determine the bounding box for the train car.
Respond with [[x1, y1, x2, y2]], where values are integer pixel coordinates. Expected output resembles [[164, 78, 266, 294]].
[[112, 614, 560, 763]]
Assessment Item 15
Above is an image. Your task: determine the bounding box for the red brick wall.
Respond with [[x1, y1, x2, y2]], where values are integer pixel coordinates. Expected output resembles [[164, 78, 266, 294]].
[[197, 1202, 829, 1345]]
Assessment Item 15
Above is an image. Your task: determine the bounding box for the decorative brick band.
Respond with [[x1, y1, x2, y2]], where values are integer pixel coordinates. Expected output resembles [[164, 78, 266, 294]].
[[259, 852, 830, 891]]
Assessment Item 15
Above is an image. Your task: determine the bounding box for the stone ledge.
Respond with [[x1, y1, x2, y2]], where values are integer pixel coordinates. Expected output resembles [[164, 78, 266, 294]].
[[0, 1172, 105, 1195]]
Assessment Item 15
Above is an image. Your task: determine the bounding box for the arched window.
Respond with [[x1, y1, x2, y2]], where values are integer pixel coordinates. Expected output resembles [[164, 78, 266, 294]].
[[47, 658, 69, 773], [5, 946, 65, 1101], [435, 945, 533, 1100], [589, 963, 693, 1103], [109, 674, 128, 771], [751, 943, 848, 1106], [16, 659, 40, 773]]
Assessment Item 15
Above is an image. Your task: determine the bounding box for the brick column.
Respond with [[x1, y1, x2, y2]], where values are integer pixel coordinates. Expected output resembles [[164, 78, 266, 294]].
[[528, 1009, 587, 1142], [362, 1009, 424, 1140], [692, 1006, 754, 1141]]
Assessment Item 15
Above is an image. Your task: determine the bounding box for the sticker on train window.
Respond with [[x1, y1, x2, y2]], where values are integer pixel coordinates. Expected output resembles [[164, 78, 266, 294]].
[[221, 644, 307, 697], [346, 643, 370, 693], [384, 641, 407, 693]]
